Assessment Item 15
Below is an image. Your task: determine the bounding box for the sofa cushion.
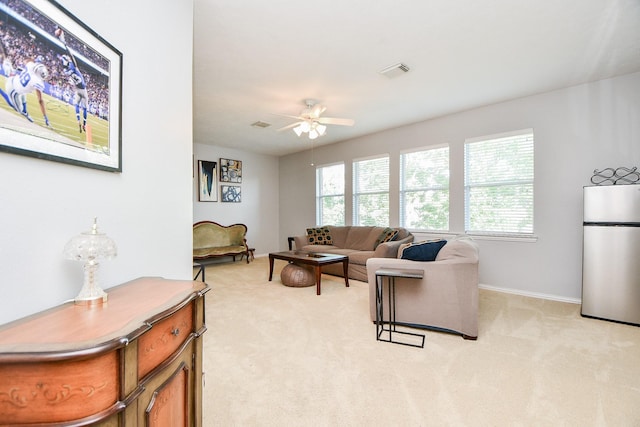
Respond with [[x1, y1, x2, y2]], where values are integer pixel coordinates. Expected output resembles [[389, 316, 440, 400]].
[[374, 227, 398, 249], [300, 244, 340, 252], [326, 226, 349, 248], [348, 250, 375, 266], [194, 245, 246, 258], [306, 227, 334, 245], [345, 226, 385, 251], [399, 239, 447, 261]]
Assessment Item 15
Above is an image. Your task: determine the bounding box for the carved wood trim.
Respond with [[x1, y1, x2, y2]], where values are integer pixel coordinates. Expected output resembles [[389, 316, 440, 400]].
[[0, 352, 118, 424]]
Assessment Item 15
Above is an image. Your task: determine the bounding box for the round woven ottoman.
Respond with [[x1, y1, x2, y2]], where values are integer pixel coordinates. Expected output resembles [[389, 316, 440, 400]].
[[280, 263, 315, 287]]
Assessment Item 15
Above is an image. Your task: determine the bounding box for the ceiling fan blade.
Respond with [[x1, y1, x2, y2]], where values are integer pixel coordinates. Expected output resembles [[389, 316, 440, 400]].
[[317, 117, 355, 126], [277, 121, 303, 132], [271, 113, 304, 121], [309, 104, 327, 118]]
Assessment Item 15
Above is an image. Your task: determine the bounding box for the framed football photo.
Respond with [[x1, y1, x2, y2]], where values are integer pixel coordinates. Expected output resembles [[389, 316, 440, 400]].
[[0, 0, 123, 172]]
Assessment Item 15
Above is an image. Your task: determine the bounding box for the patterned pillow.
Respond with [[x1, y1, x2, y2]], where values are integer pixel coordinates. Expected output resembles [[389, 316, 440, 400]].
[[306, 227, 333, 245], [374, 227, 398, 249]]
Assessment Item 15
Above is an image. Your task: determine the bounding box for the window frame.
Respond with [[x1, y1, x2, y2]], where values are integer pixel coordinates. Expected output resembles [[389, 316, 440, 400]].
[[399, 144, 450, 232], [315, 162, 345, 226], [464, 129, 535, 239], [352, 154, 390, 226]]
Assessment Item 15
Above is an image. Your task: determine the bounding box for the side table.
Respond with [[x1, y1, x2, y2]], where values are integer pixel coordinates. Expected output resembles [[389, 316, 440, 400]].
[[375, 268, 425, 348], [194, 261, 204, 281]]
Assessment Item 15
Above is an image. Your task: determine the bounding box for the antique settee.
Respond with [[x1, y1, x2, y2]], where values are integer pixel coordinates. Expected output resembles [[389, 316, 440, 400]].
[[292, 225, 414, 282], [193, 221, 250, 263], [366, 237, 480, 339]]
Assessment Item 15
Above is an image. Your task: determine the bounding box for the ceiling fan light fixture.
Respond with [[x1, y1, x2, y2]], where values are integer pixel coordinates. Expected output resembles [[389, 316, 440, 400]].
[[300, 121, 311, 133], [279, 99, 352, 140]]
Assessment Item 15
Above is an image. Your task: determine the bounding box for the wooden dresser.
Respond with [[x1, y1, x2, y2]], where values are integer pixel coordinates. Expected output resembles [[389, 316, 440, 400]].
[[0, 277, 209, 426]]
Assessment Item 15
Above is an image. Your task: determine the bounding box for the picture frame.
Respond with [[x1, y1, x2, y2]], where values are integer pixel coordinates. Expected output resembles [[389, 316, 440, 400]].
[[219, 158, 242, 183], [0, 0, 123, 172], [221, 185, 241, 203], [198, 160, 218, 202]]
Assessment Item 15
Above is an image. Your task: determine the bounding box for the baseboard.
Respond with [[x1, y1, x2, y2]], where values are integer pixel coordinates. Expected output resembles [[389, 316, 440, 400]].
[[479, 283, 581, 305]]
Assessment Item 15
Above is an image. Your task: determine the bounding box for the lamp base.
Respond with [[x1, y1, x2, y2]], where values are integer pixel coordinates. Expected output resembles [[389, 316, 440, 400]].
[[74, 293, 108, 306], [74, 259, 108, 306]]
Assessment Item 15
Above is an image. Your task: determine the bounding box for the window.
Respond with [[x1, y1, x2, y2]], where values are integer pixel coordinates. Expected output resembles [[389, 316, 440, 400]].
[[464, 129, 534, 236], [400, 146, 449, 230], [353, 155, 389, 226], [316, 163, 345, 226]]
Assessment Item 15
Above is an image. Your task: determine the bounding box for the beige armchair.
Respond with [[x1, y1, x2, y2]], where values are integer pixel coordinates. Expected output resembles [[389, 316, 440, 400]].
[[366, 238, 479, 340]]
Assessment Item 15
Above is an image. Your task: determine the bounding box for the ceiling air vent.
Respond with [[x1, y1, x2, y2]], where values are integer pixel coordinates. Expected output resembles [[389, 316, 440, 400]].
[[251, 121, 271, 128], [379, 62, 410, 78]]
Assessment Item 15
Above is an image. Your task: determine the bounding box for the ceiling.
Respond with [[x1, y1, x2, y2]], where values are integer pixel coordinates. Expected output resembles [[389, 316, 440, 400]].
[[193, 0, 640, 157]]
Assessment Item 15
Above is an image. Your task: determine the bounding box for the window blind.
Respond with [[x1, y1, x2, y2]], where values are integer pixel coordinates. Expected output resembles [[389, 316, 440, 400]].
[[316, 163, 345, 226], [352, 156, 389, 226], [400, 146, 449, 230], [464, 130, 534, 235]]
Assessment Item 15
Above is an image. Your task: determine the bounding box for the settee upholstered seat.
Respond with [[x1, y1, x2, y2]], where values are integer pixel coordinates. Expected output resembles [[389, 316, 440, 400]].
[[366, 237, 479, 339], [193, 221, 250, 263], [293, 225, 414, 282]]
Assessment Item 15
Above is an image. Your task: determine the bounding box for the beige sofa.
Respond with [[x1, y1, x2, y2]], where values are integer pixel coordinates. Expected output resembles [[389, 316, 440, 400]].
[[366, 238, 479, 339], [293, 226, 414, 282]]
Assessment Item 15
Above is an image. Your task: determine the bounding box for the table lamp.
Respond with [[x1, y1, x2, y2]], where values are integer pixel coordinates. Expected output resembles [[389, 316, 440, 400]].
[[63, 218, 117, 305]]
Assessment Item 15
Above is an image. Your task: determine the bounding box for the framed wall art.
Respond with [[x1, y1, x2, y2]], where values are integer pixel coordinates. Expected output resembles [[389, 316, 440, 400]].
[[198, 160, 218, 202], [219, 158, 242, 183], [221, 185, 241, 203], [0, 0, 123, 172]]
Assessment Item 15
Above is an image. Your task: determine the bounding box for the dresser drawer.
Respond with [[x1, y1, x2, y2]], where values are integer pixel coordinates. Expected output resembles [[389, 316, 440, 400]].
[[138, 303, 194, 379]]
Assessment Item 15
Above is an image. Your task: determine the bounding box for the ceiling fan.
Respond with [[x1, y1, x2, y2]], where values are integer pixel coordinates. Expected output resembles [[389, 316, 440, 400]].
[[277, 99, 355, 140]]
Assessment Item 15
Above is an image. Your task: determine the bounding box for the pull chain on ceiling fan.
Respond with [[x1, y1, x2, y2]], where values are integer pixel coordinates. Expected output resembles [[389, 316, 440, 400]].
[[276, 99, 354, 140]]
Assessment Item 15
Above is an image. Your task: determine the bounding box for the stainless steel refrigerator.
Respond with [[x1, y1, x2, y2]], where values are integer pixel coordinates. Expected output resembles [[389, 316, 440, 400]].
[[582, 185, 640, 326]]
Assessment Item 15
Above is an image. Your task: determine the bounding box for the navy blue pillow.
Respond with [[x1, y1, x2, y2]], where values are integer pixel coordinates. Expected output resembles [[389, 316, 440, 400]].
[[400, 240, 447, 261]]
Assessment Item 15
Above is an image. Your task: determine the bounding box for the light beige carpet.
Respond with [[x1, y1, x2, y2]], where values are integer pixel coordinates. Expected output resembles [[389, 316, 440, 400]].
[[201, 257, 640, 426]]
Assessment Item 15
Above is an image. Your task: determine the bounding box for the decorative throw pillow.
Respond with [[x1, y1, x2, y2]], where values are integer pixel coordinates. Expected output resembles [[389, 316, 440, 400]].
[[306, 227, 333, 245], [374, 227, 398, 249], [399, 239, 447, 261]]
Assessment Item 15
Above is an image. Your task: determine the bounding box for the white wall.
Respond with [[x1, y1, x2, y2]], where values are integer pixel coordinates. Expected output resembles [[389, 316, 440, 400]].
[[193, 144, 280, 258], [279, 72, 640, 301], [0, 0, 194, 325]]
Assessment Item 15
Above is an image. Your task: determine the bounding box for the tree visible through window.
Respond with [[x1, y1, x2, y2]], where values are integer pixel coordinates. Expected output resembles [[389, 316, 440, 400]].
[[400, 146, 449, 230], [353, 156, 389, 226], [316, 163, 345, 226], [464, 130, 534, 235]]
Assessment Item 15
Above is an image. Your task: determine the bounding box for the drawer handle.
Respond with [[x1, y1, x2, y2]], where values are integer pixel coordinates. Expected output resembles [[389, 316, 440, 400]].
[[171, 328, 180, 336]]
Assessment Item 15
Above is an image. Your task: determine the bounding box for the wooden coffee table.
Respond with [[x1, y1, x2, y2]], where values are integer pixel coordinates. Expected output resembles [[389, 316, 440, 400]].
[[268, 251, 349, 295]]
